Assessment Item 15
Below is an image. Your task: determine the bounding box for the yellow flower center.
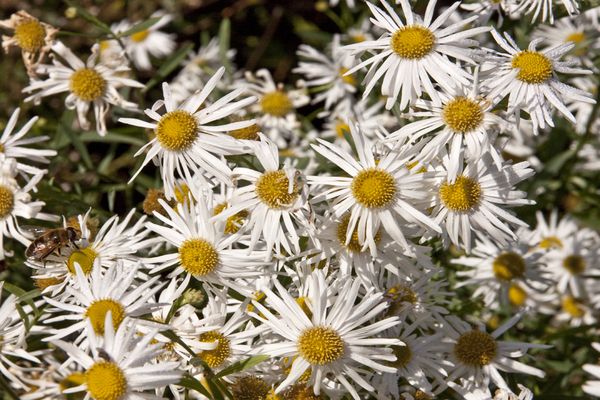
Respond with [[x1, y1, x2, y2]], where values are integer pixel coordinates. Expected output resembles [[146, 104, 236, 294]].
[[493, 252, 526, 283], [85, 361, 127, 400], [508, 283, 527, 307], [255, 170, 299, 210], [410, 391, 431, 400], [454, 329, 497, 366], [297, 326, 344, 365], [511, 50, 553, 84], [14, 19, 46, 52], [155, 110, 198, 151], [260, 91, 292, 117], [385, 285, 417, 316], [388, 343, 412, 368], [562, 296, 585, 318], [336, 214, 383, 253], [34, 276, 65, 291], [442, 97, 484, 133], [567, 32, 587, 55], [296, 296, 313, 320], [67, 247, 99, 275], [142, 188, 173, 216], [69, 68, 106, 101], [439, 175, 481, 212], [284, 384, 326, 400], [131, 29, 150, 43], [339, 67, 356, 86], [335, 120, 350, 138], [213, 202, 248, 234], [390, 25, 436, 59], [59, 372, 86, 400], [84, 299, 126, 336], [0, 186, 14, 218], [351, 168, 397, 209], [197, 330, 231, 369], [540, 236, 562, 248], [173, 183, 194, 205], [232, 376, 270, 400], [178, 238, 220, 277], [229, 119, 261, 141], [562, 254, 585, 275]]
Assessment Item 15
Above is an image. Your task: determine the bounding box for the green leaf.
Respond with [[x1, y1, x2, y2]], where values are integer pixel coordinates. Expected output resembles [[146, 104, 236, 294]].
[[18, 289, 43, 303], [213, 355, 271, 380], [64, 1, 112, 35], [60, 110, 94, 170], [219, 19, 232, 75], [179, 375, 214, 400], [544, 323, 600, 340], [2, 282, 27, 297], [117, 17, 161, 39], [143, 43, 194, 93], [543, 149, 576, 174], [79, 131, 146, 146]]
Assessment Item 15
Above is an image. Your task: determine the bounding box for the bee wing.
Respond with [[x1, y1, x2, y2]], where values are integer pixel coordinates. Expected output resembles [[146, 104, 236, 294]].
[[20, 226, 51, 236]]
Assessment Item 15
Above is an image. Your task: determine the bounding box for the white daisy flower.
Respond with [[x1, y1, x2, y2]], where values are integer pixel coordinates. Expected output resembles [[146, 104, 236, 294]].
[[529, 209, 579, 250], [23, 41, 144, 136], [211, 135, 309, 259], [0, 167, 58, 260], [294, 34, 359, 110], [514, 0, 579, 24], [383, 71, 509, 182], [566, 77, 600, 135], [241, 69, 309, 148], [43, 260, 165, 342], [436, 311, 551, 391], [51, 313, 182, 400], [112, 11, 176, 71], [423, 150, 535, 254], [19, 354, 86, 400], [452, 231, 548, 309], [309, 120, 441, 257], [119, 66, 256, 199], [583, 342, 600, 397], [249, 270, 401, 400], [554, 292, 597, 327], [145, 195, 271, 296], [342, 0, 490, 110], [482, 30, 596, 133], [0, 107, 56, 181], [449, 379, 534, 400], [460, 0, 519, 27]]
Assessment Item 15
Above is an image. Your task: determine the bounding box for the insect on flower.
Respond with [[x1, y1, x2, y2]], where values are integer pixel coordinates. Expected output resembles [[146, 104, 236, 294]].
[[23, 226, 81, 263]]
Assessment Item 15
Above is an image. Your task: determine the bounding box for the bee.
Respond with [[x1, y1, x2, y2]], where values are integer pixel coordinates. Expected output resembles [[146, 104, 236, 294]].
[[23, 226, 81, 263]]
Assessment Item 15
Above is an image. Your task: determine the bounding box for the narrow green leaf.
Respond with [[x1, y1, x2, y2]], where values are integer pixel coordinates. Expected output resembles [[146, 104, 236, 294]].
[[117, 17, 161, 38], [64, 1, 112, 35], [218, 19, 232, 74], [543, 149, 576, 174], [179, 375, 213, 400], [107, 189, 116, 212], [18, 289, 43, 303], [213, 355, 271, 379], [79, 131, 146, 146], [2, 282, 26, 297], [143, 43, 194, 93], [60, 110, 94, 170]]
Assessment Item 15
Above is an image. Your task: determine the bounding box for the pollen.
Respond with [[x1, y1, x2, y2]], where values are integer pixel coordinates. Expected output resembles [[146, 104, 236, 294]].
[[562, 254, 586, 275], [390, 25, 436, 59], [439, 175, 482, 212], [336, 214, 383, 253], [0, 186, 14, 218], [197, 330, 231, 369], [511, 50, 554, 84], [442, 97, 484, 133], [155, 110, 199, 151], [85, 299, 126, 335], [33, 276, 65, 291], [69, 68, 106, 101], [454, 329, 498, 366], [131, 29, 150, 43], [260, 91, 293, 117], [284, 383, 326, 400], [509, 283, 527, 307], [493, 252, 526, 283], [59, 372, 86, 395], [142, 188, 174, 216], [85, 361, 127, 400], [174, 183, 194, 205], [409, 391, 431, 400], [255, 170, 299, 210], [67, 247, 99, 275], [213, 202, 248, 234], [339, 67, 356, 86], [14, 19, 46, 52], [232, 376, 270, 400], [540, 236, 562, 248], [178, 238, 220, 277], [562, 296, 585, 318], [388, 343, 412, 368], [351, 168, 397, 209], [297, 326, 344, 365]]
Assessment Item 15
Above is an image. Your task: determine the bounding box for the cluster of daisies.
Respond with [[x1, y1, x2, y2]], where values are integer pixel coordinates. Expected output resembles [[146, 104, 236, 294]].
[[0, 0, 600, 399]]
